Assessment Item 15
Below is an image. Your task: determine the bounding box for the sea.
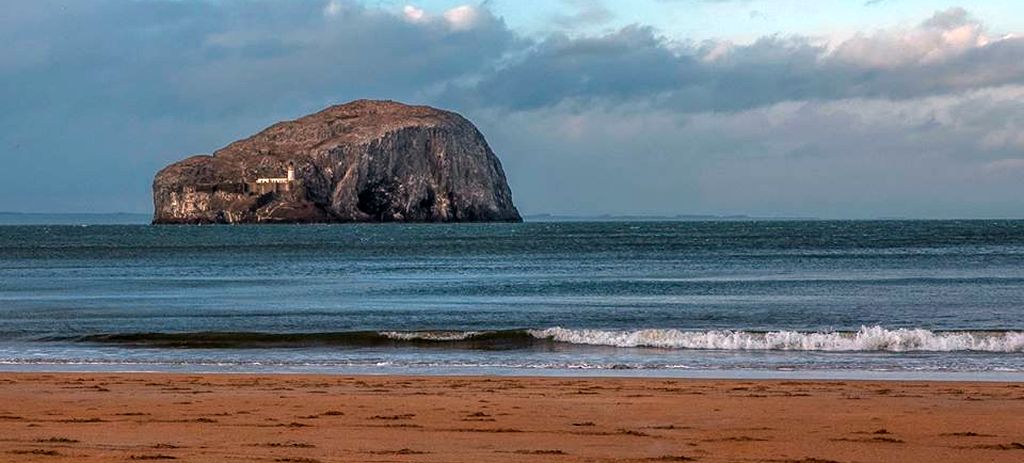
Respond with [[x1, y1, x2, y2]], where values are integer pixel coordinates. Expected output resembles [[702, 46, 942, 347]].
[[1, 218, 1023, 380]]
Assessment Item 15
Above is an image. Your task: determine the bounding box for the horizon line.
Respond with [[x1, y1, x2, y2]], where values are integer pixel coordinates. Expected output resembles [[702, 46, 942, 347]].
[[3, 211, 1024, 223]]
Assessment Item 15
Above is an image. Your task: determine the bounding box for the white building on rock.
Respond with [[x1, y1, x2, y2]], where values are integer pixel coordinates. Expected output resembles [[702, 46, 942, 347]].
[[249, 162, 297, 195]]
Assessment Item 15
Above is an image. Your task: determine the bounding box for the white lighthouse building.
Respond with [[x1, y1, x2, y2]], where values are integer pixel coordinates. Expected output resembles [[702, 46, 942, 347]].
[[251, 162, 297, 194]]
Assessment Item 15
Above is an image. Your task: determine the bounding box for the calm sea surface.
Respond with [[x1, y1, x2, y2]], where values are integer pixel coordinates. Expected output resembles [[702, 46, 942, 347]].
[[1, 221, 1022, 379]]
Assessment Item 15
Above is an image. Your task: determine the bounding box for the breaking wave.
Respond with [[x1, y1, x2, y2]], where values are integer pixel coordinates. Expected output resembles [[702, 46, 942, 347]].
[[66, 326, 1024, 353], [528, 326, 1024, 352]]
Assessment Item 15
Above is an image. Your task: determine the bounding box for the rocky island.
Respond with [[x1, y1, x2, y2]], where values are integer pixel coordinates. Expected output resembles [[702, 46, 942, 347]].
[[153, 100, 521, 224]]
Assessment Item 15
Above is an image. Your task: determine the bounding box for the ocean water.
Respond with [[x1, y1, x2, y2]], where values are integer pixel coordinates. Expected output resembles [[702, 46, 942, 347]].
[[0, 221, 1022, 380]]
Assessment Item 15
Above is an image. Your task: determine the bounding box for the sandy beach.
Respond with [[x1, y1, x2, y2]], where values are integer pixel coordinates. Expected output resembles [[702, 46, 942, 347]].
[[0, 373, 1019, 462]]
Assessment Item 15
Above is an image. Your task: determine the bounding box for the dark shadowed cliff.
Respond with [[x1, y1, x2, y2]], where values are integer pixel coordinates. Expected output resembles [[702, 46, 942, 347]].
[[153, 100, 521, 224]]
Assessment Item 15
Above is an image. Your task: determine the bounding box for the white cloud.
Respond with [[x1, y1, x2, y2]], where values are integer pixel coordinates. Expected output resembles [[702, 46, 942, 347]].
[[403, 5, 426, 23], [323, 0, 342, 17], [833, 8, 994, 68], [444, 5, 481, 31], [700, 41, 732, 62]]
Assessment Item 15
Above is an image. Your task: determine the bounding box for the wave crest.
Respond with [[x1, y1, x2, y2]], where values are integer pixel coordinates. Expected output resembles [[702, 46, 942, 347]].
[[527, 326, 1024, 352], [378, 331, 486, 341], [72, 327, 1024, 352]]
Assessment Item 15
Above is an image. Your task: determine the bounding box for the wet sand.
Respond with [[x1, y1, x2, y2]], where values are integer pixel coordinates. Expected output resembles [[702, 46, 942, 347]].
[[0, 373, 1021, 462]]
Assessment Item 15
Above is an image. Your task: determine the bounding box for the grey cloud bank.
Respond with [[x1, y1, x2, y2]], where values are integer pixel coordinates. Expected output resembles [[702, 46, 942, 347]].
[[1, 1, 1023, 218], [449, 8, 1024, 111]]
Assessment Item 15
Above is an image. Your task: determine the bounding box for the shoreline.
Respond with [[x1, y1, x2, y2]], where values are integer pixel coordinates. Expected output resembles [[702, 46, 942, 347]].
[[3, 365, 1023, 383], [1, 372, 1021, 462]]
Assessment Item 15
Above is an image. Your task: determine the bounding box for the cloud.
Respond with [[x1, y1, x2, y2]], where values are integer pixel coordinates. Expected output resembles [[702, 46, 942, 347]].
[[984, 158, 1024, 174], [445, 8, 1024, 113], [323, 0, 343, 17], [403, 5, 426, 23], [833, 7, 988, 67], [1, 2, 1023, 217], [479, 85, 1024, 217], [443, 5, 482, 31], [0, 0, 520, 212], [552, 0, 614, 28], [402, 4, 486, 30], [2, 1, 519, 118]]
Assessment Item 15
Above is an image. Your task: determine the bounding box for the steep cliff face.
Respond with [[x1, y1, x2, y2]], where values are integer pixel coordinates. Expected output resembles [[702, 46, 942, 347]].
[[153, 100, 521, 224]]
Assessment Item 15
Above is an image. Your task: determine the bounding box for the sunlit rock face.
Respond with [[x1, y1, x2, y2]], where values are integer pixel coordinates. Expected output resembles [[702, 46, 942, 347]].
[[153, 100, 521, 224]]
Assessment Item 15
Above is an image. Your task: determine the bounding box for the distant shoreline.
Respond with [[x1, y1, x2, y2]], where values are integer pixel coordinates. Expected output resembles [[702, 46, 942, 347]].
[[523, 213, 817, 222], [0, 212, 151, 225], [4, 212, 1024, 225]]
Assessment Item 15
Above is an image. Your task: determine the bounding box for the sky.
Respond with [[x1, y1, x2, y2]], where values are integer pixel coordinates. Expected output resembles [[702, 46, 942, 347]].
[[2, 0, 1024, 218]]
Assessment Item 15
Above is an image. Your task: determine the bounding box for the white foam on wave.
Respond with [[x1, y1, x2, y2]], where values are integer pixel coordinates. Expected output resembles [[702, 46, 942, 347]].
[[378, 331, 485, 341], [528, 326, 1024, 352]]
